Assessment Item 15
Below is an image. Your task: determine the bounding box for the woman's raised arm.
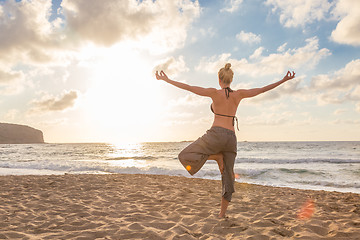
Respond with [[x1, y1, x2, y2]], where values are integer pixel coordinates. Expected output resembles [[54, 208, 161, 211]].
[[237, 71, 295, 99], [156, 70, 216, 97]]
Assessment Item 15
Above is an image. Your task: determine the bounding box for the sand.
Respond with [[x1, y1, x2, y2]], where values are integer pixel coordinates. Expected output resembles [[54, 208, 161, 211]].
[[0, 174, 359, 240]]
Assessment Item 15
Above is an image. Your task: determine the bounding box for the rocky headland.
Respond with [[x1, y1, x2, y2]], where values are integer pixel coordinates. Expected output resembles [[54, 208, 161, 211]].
[[0, 123, 44, 144]]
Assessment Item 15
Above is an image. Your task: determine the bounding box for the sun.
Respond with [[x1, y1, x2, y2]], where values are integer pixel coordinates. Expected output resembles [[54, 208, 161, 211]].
[[82, 44, 164, 143]]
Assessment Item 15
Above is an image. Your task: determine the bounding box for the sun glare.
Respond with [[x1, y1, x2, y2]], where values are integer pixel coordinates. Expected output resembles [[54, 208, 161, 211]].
[[83, 44, 164, 142]]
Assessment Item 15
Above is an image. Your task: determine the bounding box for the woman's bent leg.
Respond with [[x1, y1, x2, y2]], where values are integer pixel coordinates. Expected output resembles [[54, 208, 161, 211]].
[[178, 138, 219, 175], [178, 129, 223, 175], [208, 153, 224, 174]]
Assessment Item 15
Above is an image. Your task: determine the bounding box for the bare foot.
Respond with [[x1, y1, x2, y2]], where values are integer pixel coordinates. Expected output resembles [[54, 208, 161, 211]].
[[208, 153, 224, 174]]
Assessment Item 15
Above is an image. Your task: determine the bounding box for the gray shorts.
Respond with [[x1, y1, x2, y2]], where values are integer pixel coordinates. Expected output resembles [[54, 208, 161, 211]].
[[178, 126, 237, 202]]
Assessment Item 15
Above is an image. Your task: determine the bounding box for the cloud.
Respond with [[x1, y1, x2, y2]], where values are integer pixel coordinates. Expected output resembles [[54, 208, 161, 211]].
[[0, 0, 73, 97], [1, 0, 201, 66], [277, 43, 288, 52], [221, 0, 243, 13], [348, 86, 360, 101], [250, 47, 265, 59], [331, 119, 360, 125], [29, 90, 79, 114], [316, 86, 360, 105], [310, 59, 360, 105], [317, 91, 346, 105], [191, 27, 216, 44], [200, 27, 216, 38], [265, 0, 332, 27], [0, 0, 201, 97], [0, 0, 201, 63], [2, 109, 19, 121], [241, 111, 293, 126], [61, 0, 200, 52], [333, 108, 347, 115], [236, 31, 261, 44], [265, 0, 360, 46], [0, 67, 26, 95], [168, 94, 209, 107], [153, 56, 189, 76], [162, 116, 211, 127], [356, 103, 360, 113], [197, 37, 330, 76], [0, 68, 24, 84], [330, 0, 360, 46], [311, 59, 360, 90], [0, 0, 66, 67]]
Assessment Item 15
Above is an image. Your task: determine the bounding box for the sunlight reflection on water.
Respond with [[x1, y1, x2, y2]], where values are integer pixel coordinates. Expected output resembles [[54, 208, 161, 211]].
[[109, 159, 149, 168]]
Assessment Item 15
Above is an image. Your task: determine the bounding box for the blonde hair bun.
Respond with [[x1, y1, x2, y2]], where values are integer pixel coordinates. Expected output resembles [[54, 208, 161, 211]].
[[218, 63, 234, 84], [225, 63, 231, 70]]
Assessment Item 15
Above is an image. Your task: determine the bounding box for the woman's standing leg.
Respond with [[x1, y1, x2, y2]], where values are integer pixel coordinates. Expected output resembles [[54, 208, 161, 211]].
[[219, 197, 230, 218], [219, 151, 236, 218]]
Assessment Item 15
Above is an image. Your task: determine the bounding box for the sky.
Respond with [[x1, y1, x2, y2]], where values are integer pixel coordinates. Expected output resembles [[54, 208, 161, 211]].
[[0, 0, 359, 143]]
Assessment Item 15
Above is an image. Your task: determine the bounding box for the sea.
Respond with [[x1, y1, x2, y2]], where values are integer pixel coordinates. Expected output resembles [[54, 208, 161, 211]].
[[1, 141, 360, 194]]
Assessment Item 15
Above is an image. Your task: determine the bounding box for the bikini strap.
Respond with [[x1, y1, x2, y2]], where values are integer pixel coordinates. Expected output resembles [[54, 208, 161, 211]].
[[210, 104, 239, 131], [224, 87, 233, 99], [233, 116, 239, 131]]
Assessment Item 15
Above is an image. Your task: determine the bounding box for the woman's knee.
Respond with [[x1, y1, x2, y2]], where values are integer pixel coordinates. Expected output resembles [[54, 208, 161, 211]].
[[178, 150, 192, 167], [178, 150, 186, 162], [223, 191, 233, 202]]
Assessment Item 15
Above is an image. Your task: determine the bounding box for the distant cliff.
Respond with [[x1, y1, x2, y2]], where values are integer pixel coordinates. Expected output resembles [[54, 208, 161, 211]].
[[0, 123, 44, 144]]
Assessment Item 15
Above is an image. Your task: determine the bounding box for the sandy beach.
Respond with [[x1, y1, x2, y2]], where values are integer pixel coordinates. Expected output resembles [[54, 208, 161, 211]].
[[0, 174, 359, 239]]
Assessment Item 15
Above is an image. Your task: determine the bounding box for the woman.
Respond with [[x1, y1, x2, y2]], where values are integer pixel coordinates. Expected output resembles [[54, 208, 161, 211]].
[[155, 63, 295, 218]]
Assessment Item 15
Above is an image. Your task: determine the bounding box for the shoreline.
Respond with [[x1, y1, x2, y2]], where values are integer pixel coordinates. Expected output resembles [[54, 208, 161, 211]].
[[0, 170, 359, 195], [2, 140, 360, 145], [1, 173, 359, 239]]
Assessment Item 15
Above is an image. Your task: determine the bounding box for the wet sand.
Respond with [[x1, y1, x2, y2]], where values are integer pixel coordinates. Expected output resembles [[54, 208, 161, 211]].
[[0, 174, 359, 239]]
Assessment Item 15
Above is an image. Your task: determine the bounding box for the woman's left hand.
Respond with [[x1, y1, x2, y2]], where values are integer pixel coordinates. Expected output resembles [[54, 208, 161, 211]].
[[155, 70, 169, 81], [283, 71, 296, 81]]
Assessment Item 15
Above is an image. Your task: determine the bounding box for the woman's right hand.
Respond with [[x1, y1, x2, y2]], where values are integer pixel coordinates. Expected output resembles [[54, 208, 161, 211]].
[[155, 70, 169, 81]]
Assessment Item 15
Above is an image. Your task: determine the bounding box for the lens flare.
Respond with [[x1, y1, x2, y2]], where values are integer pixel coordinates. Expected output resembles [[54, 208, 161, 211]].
[[297, 199, 315, 220]]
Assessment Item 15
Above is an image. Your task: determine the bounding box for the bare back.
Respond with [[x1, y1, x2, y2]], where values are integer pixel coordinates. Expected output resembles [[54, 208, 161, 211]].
[[210, 88, 242, 131]]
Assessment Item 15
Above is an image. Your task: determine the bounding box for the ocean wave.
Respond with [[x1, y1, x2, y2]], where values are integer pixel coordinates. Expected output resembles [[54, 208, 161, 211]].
[[1, 161, 359, 193], [1, 142, 360, 194], [236, 157, 360, 164], [106, 156, 158, 161], [233, 167, 323, 176], [294, 180, 360, 190], [0, 160, 107, 173], [278, 168, 324, 175]]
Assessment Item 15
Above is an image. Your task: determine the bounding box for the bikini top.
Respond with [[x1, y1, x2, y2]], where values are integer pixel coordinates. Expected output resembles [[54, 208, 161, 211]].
[[210, 87, 239, 131]]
